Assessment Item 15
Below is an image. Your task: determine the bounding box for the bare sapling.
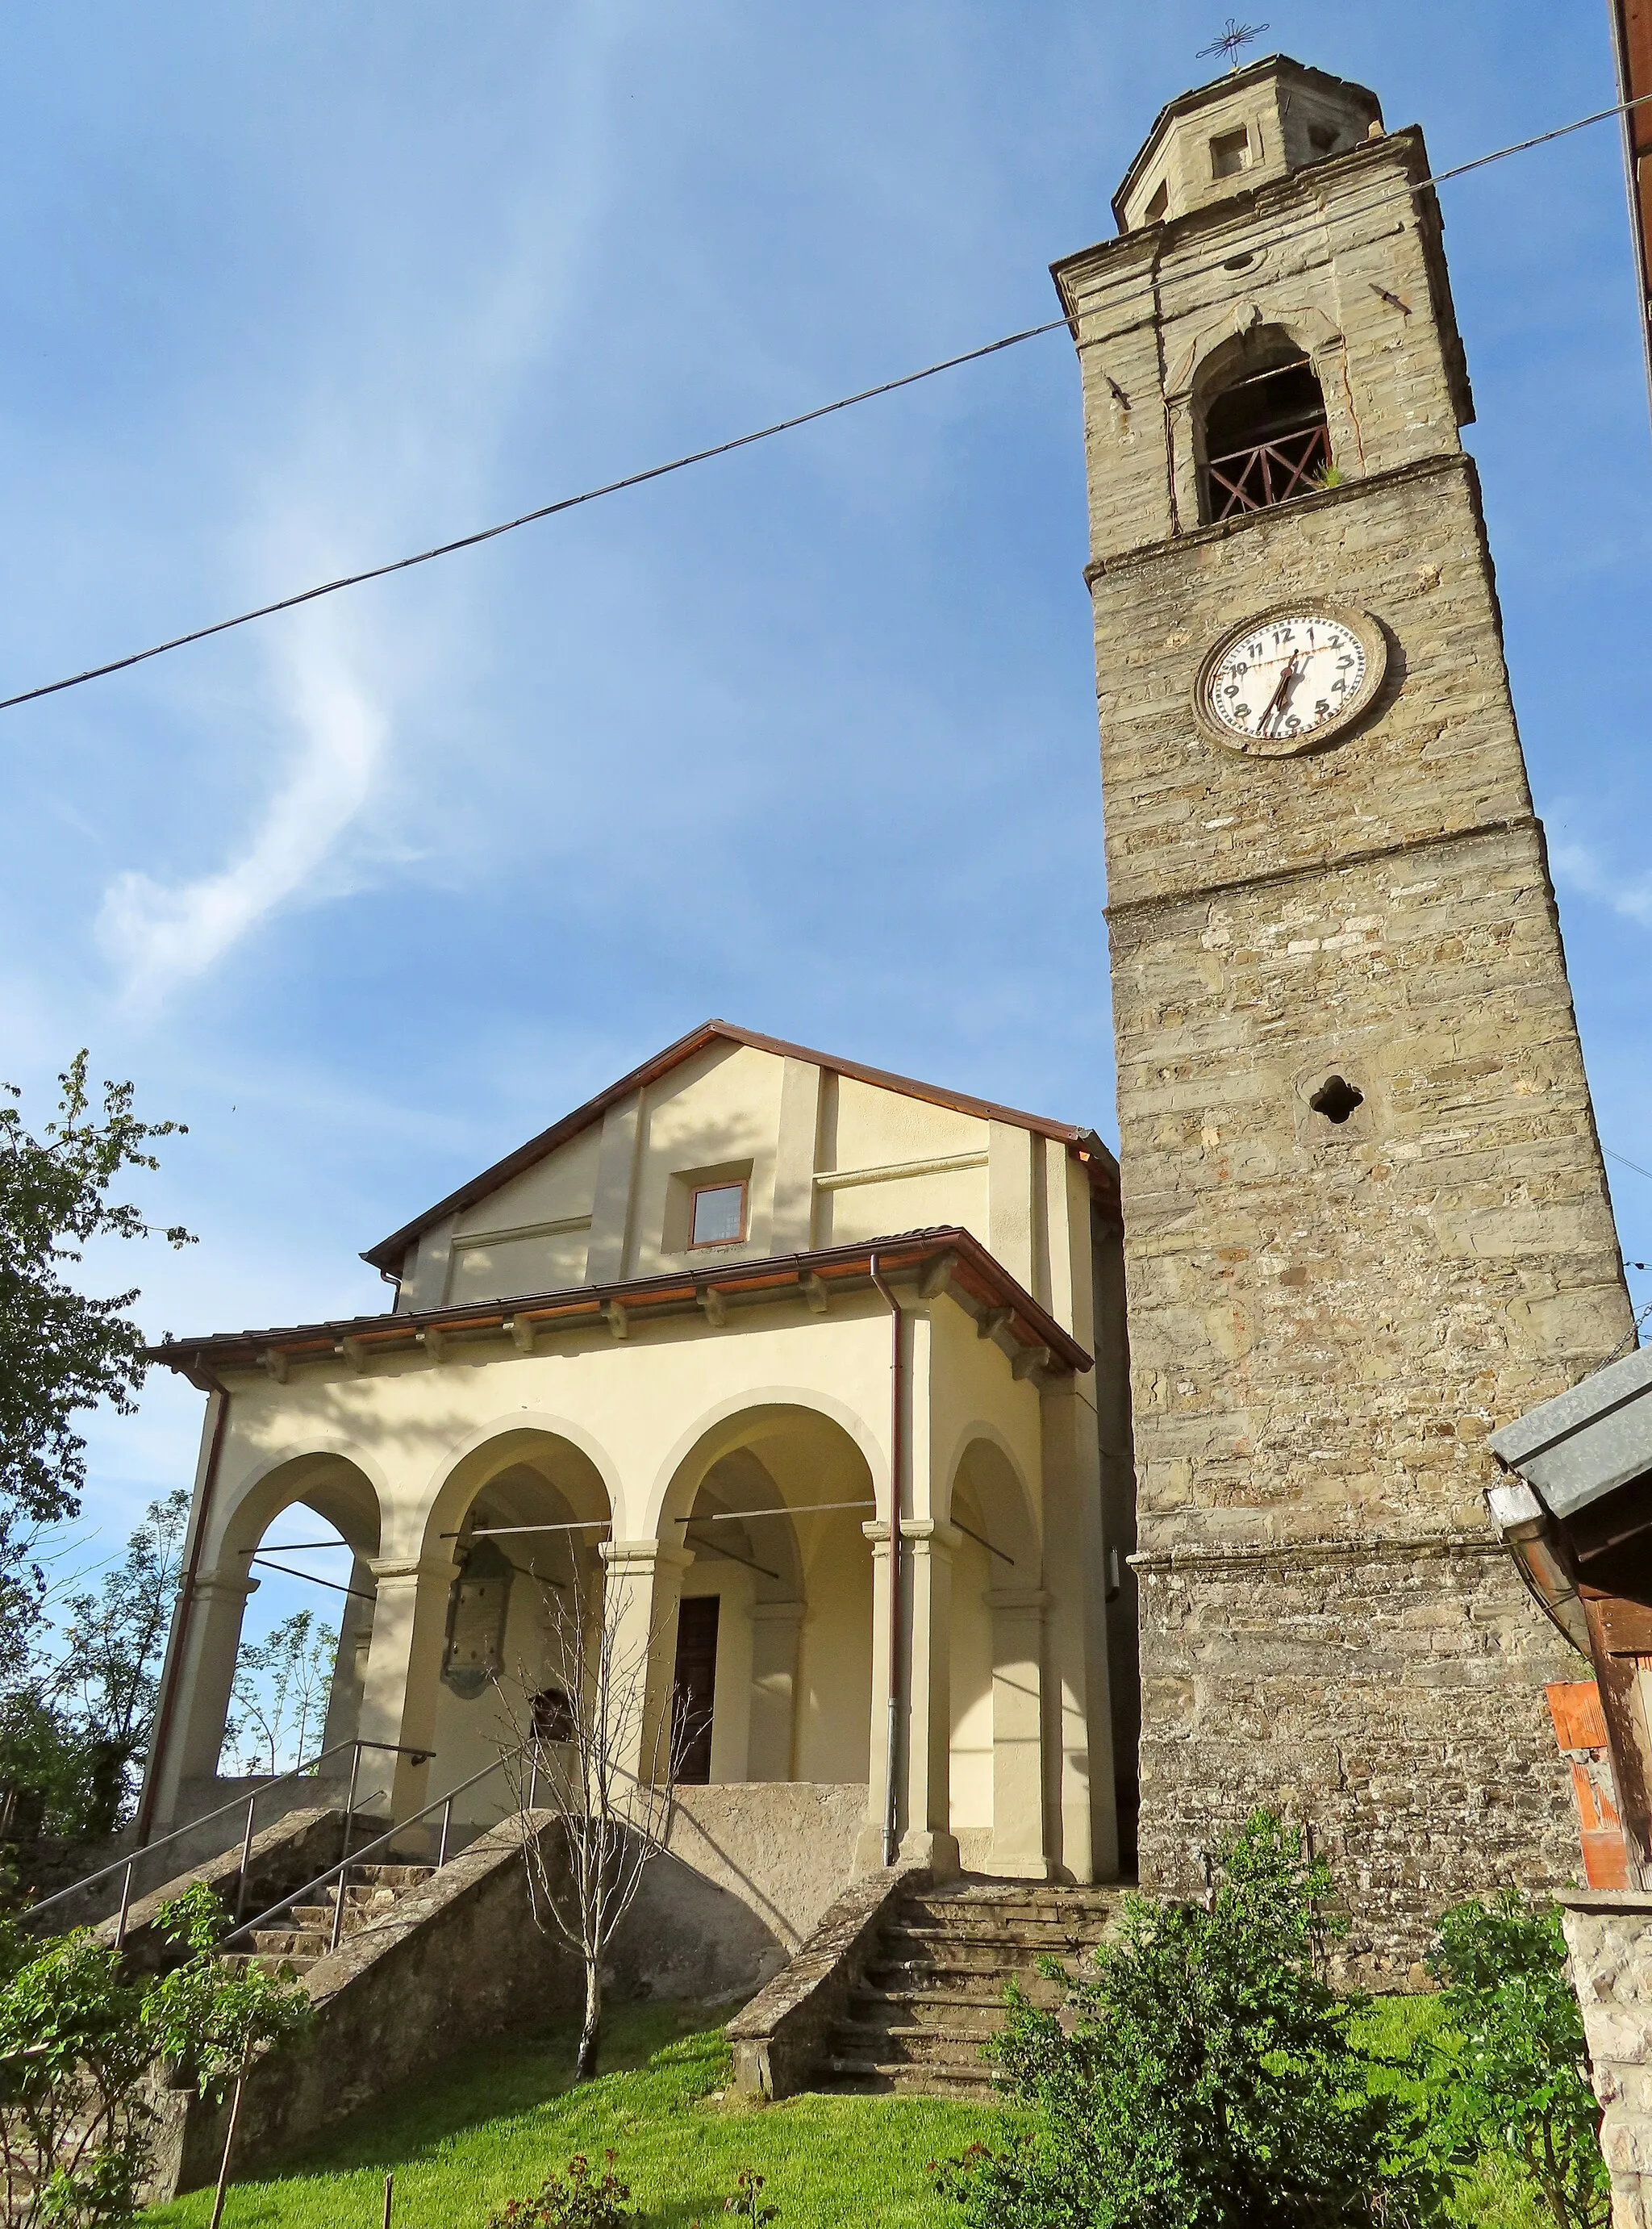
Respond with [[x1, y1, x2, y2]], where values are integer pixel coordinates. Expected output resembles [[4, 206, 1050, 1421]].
[[496, 1569, 683, 2081]]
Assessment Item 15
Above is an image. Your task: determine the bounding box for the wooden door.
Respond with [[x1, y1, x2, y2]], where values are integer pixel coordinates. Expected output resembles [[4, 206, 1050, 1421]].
[[671, 1596, 720, 1784]]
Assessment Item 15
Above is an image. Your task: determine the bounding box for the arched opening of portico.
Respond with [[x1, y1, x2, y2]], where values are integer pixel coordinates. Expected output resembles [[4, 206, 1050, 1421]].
[[659, 1405, 877, 1790], [160, 1452, 384, 1828], [945, 1436, 1047, 1876], [419, 1430, 613, 1830]]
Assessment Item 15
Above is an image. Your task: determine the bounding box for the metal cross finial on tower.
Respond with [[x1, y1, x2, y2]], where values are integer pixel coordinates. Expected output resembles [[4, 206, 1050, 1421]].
[[1197, 17, 1269, 71]]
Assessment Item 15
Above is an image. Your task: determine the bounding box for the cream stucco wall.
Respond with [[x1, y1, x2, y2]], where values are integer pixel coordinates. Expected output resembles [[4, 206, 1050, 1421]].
[[394, 1036, 1097, 1333], [153, 1263, 1121, 1883]]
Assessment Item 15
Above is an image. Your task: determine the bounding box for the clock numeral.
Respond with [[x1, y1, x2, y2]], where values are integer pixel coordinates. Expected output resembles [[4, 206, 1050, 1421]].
[[1233, 703, 1253, 722], [1314, 699, 1331, 719]]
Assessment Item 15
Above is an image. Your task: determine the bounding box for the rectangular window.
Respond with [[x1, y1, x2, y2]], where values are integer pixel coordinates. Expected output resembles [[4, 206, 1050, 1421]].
[[1210, 127, 1249, 179], [1144, 179, 1169, 223], [690, 1180, 747, 1249]]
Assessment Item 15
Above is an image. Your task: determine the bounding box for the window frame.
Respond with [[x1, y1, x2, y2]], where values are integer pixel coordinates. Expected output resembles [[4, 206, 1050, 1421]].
[[1209, 125, 1250, 180], [688, 1179, 749, 1250]]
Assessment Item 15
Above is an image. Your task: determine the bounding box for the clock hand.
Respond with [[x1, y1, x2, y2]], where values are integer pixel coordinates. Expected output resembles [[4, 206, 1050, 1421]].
[[1259, 653, 1302, 734]]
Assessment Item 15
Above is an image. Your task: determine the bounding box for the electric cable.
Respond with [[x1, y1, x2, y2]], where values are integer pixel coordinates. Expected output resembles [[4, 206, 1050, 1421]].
[[3, 85, 1650, 719]]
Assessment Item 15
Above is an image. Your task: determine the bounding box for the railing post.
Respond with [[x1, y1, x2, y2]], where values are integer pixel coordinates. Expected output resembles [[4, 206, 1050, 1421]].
[[114, 1858, 134, 1951], [437, 1796, 453, 1870], [342, 1741, 364, 1868], [528, 1749, 539, 1809], [232, 1792, 257, 1924], [329, 1869, 348, 1956]]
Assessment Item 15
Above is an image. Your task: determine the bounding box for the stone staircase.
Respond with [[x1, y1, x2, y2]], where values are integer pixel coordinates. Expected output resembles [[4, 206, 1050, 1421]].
[[233, 1861, 436, 1976], [823, 1877, 1118, 2098]]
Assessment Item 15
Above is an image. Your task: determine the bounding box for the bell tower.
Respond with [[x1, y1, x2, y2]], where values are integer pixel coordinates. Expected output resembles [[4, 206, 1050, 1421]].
[[1054, 56, 1633, 1969]]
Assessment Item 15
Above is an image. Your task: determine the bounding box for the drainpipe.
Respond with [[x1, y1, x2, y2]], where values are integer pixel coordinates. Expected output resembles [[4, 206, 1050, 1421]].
[[133, 1367, 232, 1846], [869, 1254, 903, 1869]]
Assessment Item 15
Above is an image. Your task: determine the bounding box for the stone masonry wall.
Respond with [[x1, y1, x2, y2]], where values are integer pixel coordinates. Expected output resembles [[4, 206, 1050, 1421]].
[[1141, 1542, 1579, 1984], [1062, 81, 1633, 1973]]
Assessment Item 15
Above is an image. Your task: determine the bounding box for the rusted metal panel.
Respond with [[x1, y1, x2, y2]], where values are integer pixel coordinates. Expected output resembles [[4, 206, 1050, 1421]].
[[1549, 1680, 1633, 1887]]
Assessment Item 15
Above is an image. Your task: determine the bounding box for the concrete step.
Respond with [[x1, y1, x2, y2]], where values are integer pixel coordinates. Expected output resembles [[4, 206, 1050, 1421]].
[[251, 1927, 328, 1959], [876, 1934, 1083, 1974], [850, 1991, 1017, 2033], [824, 1877, 1117, 2098], [903, 1891, 1116, 1926], [820, 2056, 999, 2099], [834, 2020, 1002, 2068]]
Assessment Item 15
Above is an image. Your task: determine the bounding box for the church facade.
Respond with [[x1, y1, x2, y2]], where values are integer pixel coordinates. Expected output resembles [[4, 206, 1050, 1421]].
[[144, 1022, 1137, 1893], [144, 56, 1633, 1973]]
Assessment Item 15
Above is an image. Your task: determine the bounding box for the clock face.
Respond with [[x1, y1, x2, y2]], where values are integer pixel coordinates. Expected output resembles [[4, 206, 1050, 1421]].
[[1194, 605, 1386, 756]]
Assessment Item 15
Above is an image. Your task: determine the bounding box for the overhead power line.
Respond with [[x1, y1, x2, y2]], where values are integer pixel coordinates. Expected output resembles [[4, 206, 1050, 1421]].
[[5, 86, 1652, 720]]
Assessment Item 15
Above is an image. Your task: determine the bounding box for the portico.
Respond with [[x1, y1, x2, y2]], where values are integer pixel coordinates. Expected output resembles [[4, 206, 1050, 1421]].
[[143, 1022, 1137, 1896]]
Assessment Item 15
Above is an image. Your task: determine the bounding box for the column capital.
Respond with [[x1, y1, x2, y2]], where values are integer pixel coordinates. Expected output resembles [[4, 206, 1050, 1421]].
[[749, 1598, 806, 1626], [602, 1538, 695, 1575], [903, 1517, 962, 1555], [369, 1555, 459, 1586], [194, 1568, 261, 1601]]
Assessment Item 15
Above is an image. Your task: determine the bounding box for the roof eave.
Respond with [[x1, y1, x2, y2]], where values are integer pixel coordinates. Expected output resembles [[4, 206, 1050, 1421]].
[[150, 1226, 1095, 1381]]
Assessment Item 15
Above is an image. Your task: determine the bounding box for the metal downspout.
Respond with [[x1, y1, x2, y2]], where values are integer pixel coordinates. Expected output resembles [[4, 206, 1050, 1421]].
[[869, 1255, 903, 1868], [133, 1370, 232, 1845]]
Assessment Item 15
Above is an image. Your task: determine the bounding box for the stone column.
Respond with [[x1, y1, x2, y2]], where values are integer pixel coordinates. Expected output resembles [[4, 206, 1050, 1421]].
[[747, 1601, 804, 1781], [855, 1521, 895, 1871], [320, 1555, 375, 1758], [151, 1568, 258, 1827], [900, 1517, 962, 1874], [986, 1585, 1052, 1880], [599, 1540, 695, 1784], [358, 1555, 459, 1818]]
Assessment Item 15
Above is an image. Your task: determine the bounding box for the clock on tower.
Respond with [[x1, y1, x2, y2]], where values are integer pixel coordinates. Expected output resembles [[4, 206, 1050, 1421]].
[[1053, 56, 1633, 1972]]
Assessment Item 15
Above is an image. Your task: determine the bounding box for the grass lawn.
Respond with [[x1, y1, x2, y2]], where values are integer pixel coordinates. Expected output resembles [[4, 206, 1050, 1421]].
[[144, 2000, 1004, 2229], [144, 1995, 1549, 2229]]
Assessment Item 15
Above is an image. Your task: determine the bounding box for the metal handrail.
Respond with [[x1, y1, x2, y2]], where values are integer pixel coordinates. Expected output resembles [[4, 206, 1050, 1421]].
[[27, 1737, 431, 1939], [220, 1748, 523, 1954]]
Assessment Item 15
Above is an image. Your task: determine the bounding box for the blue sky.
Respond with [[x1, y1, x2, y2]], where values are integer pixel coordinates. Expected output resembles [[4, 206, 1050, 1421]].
[[3, 1, 1650, 1643]]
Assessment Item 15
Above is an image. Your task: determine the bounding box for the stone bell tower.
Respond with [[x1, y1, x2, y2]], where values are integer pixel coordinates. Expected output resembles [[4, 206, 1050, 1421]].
[[1053, 56, 1634, 1972]]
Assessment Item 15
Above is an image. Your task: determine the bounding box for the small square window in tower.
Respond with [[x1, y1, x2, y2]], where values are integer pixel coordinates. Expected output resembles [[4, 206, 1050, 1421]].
[[671, 1595, 720, 1784], [690, 1180, 746, 1248], [1209, 126, 1250, 178]]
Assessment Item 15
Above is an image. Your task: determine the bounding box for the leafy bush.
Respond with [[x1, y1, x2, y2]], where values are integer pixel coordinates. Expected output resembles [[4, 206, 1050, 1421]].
[[933, 1811, 1442, 2229], [483, 2150, 636, 2227], [1416, 1893, 1609, 2229], [0, 1882, 310, 2228]]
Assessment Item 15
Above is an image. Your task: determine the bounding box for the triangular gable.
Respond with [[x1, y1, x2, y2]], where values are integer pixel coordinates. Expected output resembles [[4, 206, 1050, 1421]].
[[361, 1019, 1109, 1271]]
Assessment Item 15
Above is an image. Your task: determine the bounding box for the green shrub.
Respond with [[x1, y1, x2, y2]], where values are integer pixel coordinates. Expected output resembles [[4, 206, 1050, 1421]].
[[1416, 1893, 1609, 2229], [933, 1810, 1442, 2229], [482, 2151, 636, 2227]]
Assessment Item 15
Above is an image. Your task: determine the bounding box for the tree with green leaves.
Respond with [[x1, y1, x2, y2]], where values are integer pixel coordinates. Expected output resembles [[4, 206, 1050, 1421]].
[[0, 1881, 310, 2229], [934, 1811, 1443, 2229], [1417, 1892, 1610, 2229], [35, 1488, 191, 1836], [0, 1054, 191, 1669], [221, 1610, 338, 1779]]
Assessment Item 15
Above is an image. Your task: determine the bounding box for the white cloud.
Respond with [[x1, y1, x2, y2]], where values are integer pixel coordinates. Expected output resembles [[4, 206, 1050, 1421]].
[[96, 618, 386, 1012], [1551, 839, 1652, 930]]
